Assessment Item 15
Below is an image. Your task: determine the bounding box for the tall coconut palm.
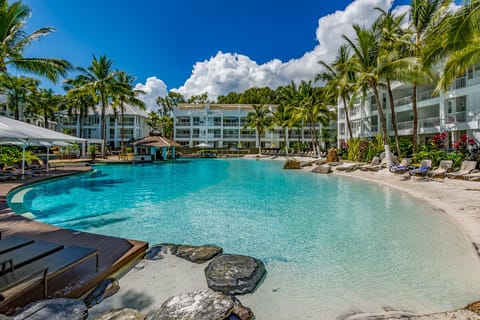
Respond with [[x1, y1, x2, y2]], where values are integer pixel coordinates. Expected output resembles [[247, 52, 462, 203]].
[[408, 0, 451, 153], [62, 77, 96, 138], [112, 71, 145, 152], [75, 55, 121, 149], [343, 24, 394, 166], [425, 0, 480, 91], [0, 74, 38, 119], [272, 102, 291, 156], [291, 81, 333, 157], [244, 104, 272, 154], [317, 45, 356, 141], [374, 7, 411, 157], [0, 0, 71, 81]]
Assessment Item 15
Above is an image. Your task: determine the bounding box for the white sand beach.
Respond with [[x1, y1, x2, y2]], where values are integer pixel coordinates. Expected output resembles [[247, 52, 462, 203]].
[[89, 157, 480, 319]]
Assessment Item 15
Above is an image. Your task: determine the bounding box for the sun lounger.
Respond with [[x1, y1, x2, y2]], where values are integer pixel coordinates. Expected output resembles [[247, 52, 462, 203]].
[[335, 163, 359, 172], [427, 160, 453, 178], [390, 158, 412, 173], [0, 237, 34, 255], [369, 157, 388, 171], [463, 171, 480, 181], [0, 245, 99, 303], [409, 159, 432, 177], [446, 161, 477, 179], [0, 241, 63, 273], [359, 157, 380, 171]]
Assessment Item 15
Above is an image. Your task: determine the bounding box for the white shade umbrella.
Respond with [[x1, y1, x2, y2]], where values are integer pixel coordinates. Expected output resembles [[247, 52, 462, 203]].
[[195, 143, 211, 148], [0, 116, 83, 177]]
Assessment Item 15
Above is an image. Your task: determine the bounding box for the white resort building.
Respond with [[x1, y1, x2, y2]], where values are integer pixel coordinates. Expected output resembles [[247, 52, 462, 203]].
[[172, 103, 330, 150], [57, 104, 149, 149], [337, 65, 480, 149]]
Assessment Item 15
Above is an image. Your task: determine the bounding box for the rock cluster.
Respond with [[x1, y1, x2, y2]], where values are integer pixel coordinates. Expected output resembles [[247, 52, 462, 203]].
[[312, 164, 332, 174], [12, 298, 87, 320], [84, 278, 120, 308], [283, 159, 301, 169], [145, 244, 222, 263], [205, 254, 266, 295]]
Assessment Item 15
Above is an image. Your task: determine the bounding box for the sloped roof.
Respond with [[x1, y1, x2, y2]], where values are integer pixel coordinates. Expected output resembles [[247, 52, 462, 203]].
[[87, 103, 148, 117], [132, 136, 181, 148]]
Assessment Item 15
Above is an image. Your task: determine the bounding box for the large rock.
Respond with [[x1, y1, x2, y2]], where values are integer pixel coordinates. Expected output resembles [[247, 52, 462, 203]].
[[95, 308, 145, 320], [311, 165, 331, 174], [283, 159, 301, 169], [230, 297, 254, 320], [205, 254, 266, 295], [84, 278, 120, 308], [175, 245, 223, 264], [340, 310, 480, 320], [145, 244, 179, 260], [150, 289, 234, 320], [12, 298, 87, 320]]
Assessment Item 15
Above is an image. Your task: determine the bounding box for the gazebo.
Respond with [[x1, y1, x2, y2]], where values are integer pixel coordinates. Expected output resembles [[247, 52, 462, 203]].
[[132, 134, 181, 161]]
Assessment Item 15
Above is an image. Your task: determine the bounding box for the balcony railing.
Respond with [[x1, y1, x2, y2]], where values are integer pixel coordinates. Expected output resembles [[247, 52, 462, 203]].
[[446, 111, 467, 124], [175, 134, 190, 138], [420, 116, 440, 128], [397, 121, 413, 130], [451, 77, 467, 90], [370, 124, 378, 132], [223, 134, 239, 139], [240, 134, 256, 139], [394, 95, 412, 107], [418, 89, 434, 101]]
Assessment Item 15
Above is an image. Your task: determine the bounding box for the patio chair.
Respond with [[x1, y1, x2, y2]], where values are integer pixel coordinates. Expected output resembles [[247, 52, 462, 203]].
[[0, 237, 34, 255], [0, 245, 99, 303], [359, 157, 380, 171], [409, 159, 432, 177], [389, 158, 413, 174], [446, 161, 477, 179], [0, 241, 64, 273], [428, 160, 453, 179], [463, 171, 480, 181]]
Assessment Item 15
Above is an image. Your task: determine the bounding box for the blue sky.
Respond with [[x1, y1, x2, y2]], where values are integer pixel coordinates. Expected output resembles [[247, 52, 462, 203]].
[[22, 0, 420, 108]]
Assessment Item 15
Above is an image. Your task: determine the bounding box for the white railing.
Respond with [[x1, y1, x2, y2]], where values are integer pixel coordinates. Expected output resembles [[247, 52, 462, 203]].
[[420, 116, 440, 128], [418, 89, 434, 101], [446, 111, 467, 124], [397, 121, 413, 130], [394, 95, 412, 107]]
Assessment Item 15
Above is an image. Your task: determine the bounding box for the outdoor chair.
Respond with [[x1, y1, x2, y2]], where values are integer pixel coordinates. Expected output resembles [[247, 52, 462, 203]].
[[446, 161, 477, 179], [463, 171, 480, 181], [0, 245, 99, 304], [389, 158, 413, 173], [428, 160, 453, 179], [359, 157, 380, 171], [0, 241, 64, 274], [0, 237, 34, 255], [409, 159, 432, 177]]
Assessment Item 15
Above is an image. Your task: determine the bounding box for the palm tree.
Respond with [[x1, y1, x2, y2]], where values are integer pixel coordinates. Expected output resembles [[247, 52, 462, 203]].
[[343, 24, 394, 166], [244, 104, 272, 154], [62, 77, 96, 138], [0, 74, 38, 119], [317, 45, 356, 141], [75, 55, 121, 149], [112, 71, 145, 152], [425, 0, 480, 91], [291, 81, 333, 157], [408, 0, 451, 153], [272, 102, 291, 156], [0, 0, 71, 81], [374, 7, 410, 157], [26, 88, 61, 128]]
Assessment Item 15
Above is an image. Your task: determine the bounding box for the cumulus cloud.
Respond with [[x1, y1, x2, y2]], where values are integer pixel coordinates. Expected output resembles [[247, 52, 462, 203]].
[[134, 76, 168, 112], [174, 0, 395, 100]]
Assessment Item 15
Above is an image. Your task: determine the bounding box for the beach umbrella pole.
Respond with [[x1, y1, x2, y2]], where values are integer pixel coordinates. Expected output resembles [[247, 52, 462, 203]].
[[21, 145, 26, 179]]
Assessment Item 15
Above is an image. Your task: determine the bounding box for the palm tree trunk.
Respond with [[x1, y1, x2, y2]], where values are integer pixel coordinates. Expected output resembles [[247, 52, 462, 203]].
[[412, 83, 418, 155], [257, 129, 261, 155], [283, 127, 288, 156], [387, 80, 401, 157], [373, 86, 393, 167], [101, 92, 108, 155], [310, 122, 319, 157], [121, 102, 125, 153], [342, 94, 354, 140]]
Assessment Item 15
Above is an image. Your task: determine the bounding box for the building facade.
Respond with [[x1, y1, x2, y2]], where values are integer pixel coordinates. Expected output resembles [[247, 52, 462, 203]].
[[337, 65, 480, 149], [172, 103, 332, 150], [57, 104, 149, 149]]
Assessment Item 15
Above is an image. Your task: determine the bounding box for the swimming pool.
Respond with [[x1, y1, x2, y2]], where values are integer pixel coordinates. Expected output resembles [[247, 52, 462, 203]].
[[8, 159, 480, 318]]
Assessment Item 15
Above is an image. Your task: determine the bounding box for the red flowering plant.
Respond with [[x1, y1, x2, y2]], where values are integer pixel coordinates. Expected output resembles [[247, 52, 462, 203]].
[[431, 131, 448, 150], [453, 133, 478, 158]]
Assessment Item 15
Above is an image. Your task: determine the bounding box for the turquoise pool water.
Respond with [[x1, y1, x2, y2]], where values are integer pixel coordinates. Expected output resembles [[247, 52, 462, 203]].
[[8, 159, 480, 318]]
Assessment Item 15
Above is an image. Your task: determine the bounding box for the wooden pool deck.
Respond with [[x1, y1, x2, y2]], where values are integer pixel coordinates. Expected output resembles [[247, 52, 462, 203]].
[[0, 165, 148, 314]]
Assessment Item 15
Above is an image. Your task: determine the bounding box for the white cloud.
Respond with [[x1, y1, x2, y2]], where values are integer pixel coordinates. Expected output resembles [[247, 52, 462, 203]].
[[134, 76, 168, 112], [173, 0, 394, 100]]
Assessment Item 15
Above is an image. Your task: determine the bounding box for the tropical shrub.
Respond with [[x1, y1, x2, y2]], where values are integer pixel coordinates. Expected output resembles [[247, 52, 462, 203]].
[[445, 151, 465, 168], [431, 131, 448, 150], [0, 146, 38, 165]]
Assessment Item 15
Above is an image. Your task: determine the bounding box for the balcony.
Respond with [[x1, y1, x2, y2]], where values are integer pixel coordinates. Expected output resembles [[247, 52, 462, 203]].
[[394, 95, 412, 107], [397, 121, 413, 130], [446, 111, 467, 124], [240, 134, 256, 139], [175, 134, 190, 138], [451, 77, 467, 90], [420, 116, 440, 128], [418, 89, 434, 101]]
